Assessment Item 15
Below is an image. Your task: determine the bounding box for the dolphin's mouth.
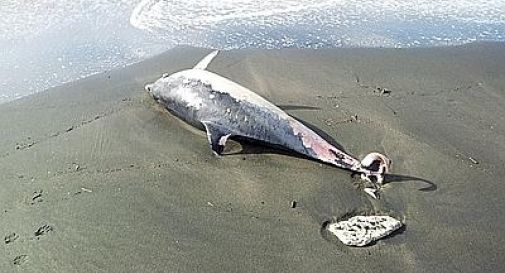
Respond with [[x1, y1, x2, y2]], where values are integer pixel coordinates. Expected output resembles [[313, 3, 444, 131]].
[[145, 83, 153, 93]]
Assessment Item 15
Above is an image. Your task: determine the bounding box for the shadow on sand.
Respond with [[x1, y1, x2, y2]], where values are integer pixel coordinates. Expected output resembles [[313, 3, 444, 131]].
[[383, 174, 437, 191]]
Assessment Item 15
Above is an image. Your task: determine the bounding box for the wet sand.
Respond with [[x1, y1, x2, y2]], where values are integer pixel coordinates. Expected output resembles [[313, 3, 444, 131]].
[[0, 43, 504, 272]]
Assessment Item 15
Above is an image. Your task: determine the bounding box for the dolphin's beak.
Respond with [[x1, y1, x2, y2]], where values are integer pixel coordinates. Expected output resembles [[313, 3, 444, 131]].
[[145, 83, 154, 94]]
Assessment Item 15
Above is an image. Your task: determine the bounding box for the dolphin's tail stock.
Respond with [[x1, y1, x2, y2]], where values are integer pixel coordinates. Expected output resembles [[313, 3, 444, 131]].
[[358, 152, 391, 186]]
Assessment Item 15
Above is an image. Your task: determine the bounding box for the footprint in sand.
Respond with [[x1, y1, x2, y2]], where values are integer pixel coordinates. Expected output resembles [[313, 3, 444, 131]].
[[8, 226, 55, 266], [34, 224, 54, 238], [28, 190, 43, 205], [4, 232, 19, 244], [13, 255, 28, 265]]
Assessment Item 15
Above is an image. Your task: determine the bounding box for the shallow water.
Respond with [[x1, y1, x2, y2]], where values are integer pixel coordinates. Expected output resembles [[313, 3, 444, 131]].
[[1, 0, 504, 104]]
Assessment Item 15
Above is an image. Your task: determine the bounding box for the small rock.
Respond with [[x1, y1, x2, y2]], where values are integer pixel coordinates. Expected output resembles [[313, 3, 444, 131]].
[[374, 86, 391, 95], [81, 187, 92, 193], [364, 188, 378, 199], [381, 88, 391, 95], [469, 157, 479, 164], [290, 201, 297, 208], [327, 215, 402, 246]]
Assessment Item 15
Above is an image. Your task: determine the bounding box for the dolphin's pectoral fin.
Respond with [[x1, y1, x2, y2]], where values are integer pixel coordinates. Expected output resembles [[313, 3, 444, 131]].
[[201, 121, 232, 155]]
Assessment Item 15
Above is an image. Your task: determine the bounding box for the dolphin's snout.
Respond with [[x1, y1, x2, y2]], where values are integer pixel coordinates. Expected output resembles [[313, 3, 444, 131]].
[[145, 83, 153, 93]]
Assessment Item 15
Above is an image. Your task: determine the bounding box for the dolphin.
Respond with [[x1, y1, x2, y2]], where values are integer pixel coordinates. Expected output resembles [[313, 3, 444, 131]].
[[145, 50, 391, 195]]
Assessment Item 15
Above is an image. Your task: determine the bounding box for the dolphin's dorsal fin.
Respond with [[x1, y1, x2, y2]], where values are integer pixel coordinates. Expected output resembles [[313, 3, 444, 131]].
[[194, 50, 219, 70]]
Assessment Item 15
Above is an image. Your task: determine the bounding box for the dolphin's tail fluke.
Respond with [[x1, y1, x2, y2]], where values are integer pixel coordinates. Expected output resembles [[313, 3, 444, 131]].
[[359, 152, 391, 185], [194, 50, 219, 70]]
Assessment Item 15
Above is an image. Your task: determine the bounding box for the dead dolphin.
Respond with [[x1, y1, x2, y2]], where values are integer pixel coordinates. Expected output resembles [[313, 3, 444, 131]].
[[145, 50, 391, 193]]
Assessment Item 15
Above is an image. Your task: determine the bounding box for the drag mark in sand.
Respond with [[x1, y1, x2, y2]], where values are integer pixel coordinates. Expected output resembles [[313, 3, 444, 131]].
[[0, 99, 132, 161]]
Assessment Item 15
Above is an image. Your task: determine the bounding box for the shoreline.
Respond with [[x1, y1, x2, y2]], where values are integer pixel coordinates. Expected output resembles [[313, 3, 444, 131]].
[[1, 41, 503, 106]]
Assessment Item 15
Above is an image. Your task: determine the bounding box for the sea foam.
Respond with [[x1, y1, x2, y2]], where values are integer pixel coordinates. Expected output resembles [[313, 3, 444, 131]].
[[129, 0, 505, 48]]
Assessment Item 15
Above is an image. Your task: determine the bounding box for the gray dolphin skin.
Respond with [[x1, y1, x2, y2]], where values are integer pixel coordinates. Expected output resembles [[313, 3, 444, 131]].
[[145, 50, 391, 192]]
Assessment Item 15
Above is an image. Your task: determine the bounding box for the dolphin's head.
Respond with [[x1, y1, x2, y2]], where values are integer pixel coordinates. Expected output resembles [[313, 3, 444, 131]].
[[145, 73, 170, 101], [144, 82, 157, 99]]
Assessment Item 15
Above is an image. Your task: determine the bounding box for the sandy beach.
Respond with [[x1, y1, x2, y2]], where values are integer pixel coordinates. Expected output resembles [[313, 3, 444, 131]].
[[0, 43, 504, 272]]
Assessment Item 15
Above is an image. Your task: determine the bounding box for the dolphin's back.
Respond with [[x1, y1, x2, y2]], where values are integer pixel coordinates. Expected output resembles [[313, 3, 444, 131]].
[[172, 69, 288, 117], [162, 69, 313, 156]]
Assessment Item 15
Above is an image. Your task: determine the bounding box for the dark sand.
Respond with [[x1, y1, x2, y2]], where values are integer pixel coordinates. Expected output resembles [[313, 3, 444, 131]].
[[1, 43, 504, 272]]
